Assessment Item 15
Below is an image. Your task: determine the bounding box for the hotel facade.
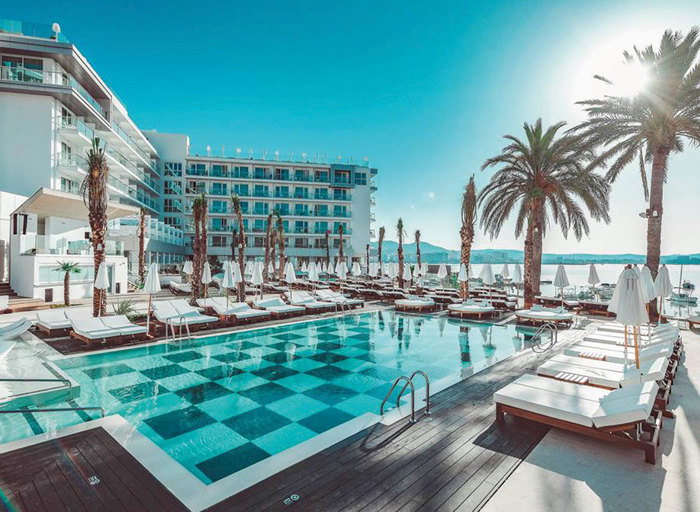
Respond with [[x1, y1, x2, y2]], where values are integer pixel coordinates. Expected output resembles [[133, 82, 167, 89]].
[[0, 20, 377, 297]]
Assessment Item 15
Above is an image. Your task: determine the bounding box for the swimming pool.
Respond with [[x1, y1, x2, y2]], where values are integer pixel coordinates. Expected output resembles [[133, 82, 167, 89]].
[[0, 311, 532, 486]]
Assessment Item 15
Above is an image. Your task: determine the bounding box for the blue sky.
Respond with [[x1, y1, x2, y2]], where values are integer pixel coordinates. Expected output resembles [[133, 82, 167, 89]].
[[5, 0, 699, 254]]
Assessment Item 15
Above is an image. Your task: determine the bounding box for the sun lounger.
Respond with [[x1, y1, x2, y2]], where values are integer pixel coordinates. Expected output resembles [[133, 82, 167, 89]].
[[316, 289, 364, 308], [283, 291, 336, 313], [584, 330, 680, 348], [100, 315, 148, 337], [537, 355, 669, 389], [169, 280, 192, 295], [564, 341, 674, 364], [535, 296, 579, 309], [254, 298, 305, 318], [0, 341, 16, 359], [152, 300, 218, 337], [447, 300, 496, 319], [0, 318, 33, 339], [395, 297, 437, 313], [35, 309, 72, 335], [578, 300, 615, 317], [597, 322, 678, 336], [197, 297, 271, 324], [69, 316, 122, 344], [515, 305, 573, 325], [494, 374, 661, 463], [0, 295, 9, 313]]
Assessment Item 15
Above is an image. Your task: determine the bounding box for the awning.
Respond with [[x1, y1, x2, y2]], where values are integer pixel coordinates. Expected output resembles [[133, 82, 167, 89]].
[[12, 187, 139, 221]]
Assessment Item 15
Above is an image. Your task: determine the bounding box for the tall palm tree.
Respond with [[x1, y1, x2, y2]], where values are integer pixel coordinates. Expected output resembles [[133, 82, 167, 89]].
[[324, 230, 330, 268], [264, 212, 274, 280], [459, 176, 478, 298], [397, 218, 405, 288], [270, 227, 277, 277], [230, 227, 237, 261], [55, 261, 80, 306], [414, 230, 422, 270], [231, 194, 246, 300], [377, 226, 385, 275], [137, 208, 146, 284], [572, 28, 700, 317], [81, 138, 109, 316], [338, 224, 345, 261], [277, 213, 286, 280], [479, 119, 611, 307], [191, 193, 208, 300], [366, 243, 370, 274]]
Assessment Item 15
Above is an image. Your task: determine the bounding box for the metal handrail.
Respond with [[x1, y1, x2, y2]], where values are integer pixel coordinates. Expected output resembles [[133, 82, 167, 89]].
[[0, 407, 105, 417], [380, 376, 416, 423], [396, 370, 431, 416], [530, 322, 558, 352], [0, 377, 72, 394]]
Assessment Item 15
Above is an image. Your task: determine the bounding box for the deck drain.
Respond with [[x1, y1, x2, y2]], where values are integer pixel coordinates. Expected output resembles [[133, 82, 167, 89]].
[[282, 494, 300, 505], [88, 476, 100, 486]]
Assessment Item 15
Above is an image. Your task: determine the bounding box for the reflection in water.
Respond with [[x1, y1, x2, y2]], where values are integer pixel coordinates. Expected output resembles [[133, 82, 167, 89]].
[[377, 310, 386, 332], [459, 326, 471, 363], [413, 318, 424, 336], [397, 317, 404, 342], [438, 317, 447, 337]]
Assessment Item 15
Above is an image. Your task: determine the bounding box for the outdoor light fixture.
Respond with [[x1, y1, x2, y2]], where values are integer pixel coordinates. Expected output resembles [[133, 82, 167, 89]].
[[638, 209, 658, 218]]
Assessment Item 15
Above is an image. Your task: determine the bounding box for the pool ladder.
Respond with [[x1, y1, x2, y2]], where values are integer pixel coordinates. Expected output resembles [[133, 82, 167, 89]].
[[380, 370, 431, 424], [530, 322, 558, 352]]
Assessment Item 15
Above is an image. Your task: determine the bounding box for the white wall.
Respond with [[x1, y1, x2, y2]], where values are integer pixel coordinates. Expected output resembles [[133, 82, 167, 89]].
[[0, 93, 53, 196], [0, 191, 27, 280], [44, 216, 90, 254]]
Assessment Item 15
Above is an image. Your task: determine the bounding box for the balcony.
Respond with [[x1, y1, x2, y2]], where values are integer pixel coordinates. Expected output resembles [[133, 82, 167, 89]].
[[253, 191, 270, 198], [294, 192, 310, 199], [293, 210, 311, 217], [252, 208, 269, 216], [274, 191, 291, 198], [294, 227, 310, 234], [209, 188, 229, 196]]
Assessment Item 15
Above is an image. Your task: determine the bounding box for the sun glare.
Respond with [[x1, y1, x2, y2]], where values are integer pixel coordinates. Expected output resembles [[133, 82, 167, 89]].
[[612, 62, 649, 98]]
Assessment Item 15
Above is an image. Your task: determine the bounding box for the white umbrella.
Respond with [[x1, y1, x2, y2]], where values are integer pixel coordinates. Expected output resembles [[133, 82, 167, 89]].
[[608, 267, 648, 368], [308, 261, 319, 282], [244, 260, 254, 276], [284, 261, 297, 301], [401, 263, 412, 286], [352, 261, 362, 277], [421, 263, 429, 276], [632, 264, 641, 277], [501, 263, 510, 279], [368, 262, 378, 278], [640, 265, 656, 304], [267, 261, 275, 278], [301, 261, 308, 273], [480, 263, 495, 286], [512, 263, 523, 284], [588, 263, 601, 300], [457, 263, 468, 283], [94, 262, 109, 317], [553, 264, 570, 303], [654, 264, 673, 323], [337, 260, 348, 281], [232, 261, 243, 293], [251, 261, 264, 299], [437, 263, 448, 281], [143, 262, 161, 332], [182, 260, 193, 274], [202, 261, 212, 298], [221, 260, 235, 307]]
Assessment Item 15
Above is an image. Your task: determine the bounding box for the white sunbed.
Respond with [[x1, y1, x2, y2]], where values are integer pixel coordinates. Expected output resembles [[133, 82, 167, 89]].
[[564, 341, 674, 364], [494, 374, 661, 464], [284, 291, 336, 312], [254, 298, 305, 317], [597, 322, 678, 336], [197, 298, 271, 323], [535, 296, 579, 308], [515, 305, 573, 324], [447, 300, 496, 319], [169, 280, 192, 294], [69, 316, 122, 343], [152, 300, 218, 338], [395, 296, 436, 312], [584, 330, 680, 347], [0, 318, 33, 339], [316, 289, 364, 308], [537, 354, 669, 389], [100, 315, 148, 337], [0, 295, 9, 311], [35, 309, 72, 334]]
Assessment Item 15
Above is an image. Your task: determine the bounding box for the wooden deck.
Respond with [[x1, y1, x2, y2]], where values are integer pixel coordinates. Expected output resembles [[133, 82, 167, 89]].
[[207, 343, 565, 512], [0, 428, 187, 512]]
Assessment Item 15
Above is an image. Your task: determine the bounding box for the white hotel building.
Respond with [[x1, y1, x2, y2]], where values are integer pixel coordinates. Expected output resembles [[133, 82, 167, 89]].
[[0, 20, 377, 299]]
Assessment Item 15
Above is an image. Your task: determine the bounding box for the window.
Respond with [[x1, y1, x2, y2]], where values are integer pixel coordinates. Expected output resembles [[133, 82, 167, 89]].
[[164, 162, 183, 176], [294, 187, 309, 199], [254, 185, 269, 197], [253, 202, 269, 215], [254, 237, 265, 248], [354, 172, 367, 185], [212, 235, 228, 247], [253, 219, 266, 233], [314, 222, 328, 234], [254, 167, 268, 179], [1, 55, 43, 83], [294, 204, 309, 216], [274, 203, 290, 215], [164, 216, 182, 228], [211, 164, 228, 177], [164, 199, 183, 213], [275, 186, 289, 198], [211, 218, 229, 232], [275, 168, 290, 180], [211, 200, 227, 214], [210, 182, 228, 196], [60, 177, 78, 194], [232, 183, 249, 196], [232, 166, 249, 178], [294, 221, 308, 234], [164, 179, 181, 195], [315, 170, 329, 182], [333, 205, 348, 217], [187, 163, 207, 176], [314, 205, 329, 217]]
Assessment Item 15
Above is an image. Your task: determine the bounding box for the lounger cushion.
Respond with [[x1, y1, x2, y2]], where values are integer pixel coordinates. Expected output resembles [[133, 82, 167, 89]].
[[592, 382, 658, 428], [395, 299, 435, 308], [36, 309, 71, 329]]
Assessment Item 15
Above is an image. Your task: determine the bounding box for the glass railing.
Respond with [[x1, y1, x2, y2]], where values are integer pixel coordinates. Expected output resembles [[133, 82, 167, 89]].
[[209, 189, 229, 196], [294, 210, 311, 217], [111, 121, 153, 166], [252, 209, 269, 216], [0, 19, 71, 42], [253, 191, 270, 197], [58, 116, 95, 140]]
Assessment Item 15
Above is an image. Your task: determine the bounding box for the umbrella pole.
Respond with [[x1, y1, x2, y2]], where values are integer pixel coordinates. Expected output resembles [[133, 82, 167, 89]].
[[146, 293, 152, 335], [624, 325, 628, 367], [634, 326, 640, 369]]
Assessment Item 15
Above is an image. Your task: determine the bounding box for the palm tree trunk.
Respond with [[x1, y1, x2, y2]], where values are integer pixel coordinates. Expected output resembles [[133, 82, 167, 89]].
[[531, 203, 544, 298], [398, 239, 404, 288], [138, 208, 146, 284], [646, 149, 668, 320], [459, 226, 472, 299], [64, 272, 70, 306], [325, 231, 330, 268], [523, 219, 535, 308], [237, 214, 246, 301], [278, 232, 286, 280], [92, 230, 106, 316]]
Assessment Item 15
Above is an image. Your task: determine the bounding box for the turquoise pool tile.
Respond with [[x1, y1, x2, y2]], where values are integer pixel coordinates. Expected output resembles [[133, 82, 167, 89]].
[[279, 357, 325, 373], [331, 372, 383, 393], [197, 394, 260, 422], [331, 358, 372, 373], [196, 442, 270, 483], [122, 391, 189, 421], [241, 346, 279, 358], [305, 365, 351, 381], [309, 352, 347, 364], [83, 364, 134, 379], [275, 373, 326, 393], [238, 382, 295, 405], [265, 394, 328, 422], [298, 407, 354, 434], [145, 406, 216, 440], [228, 357, 275, 372], [212, 351, 252, 364], [163, 350, 204, 363], [162, 422, 248, 467], [94, 371, 150, 391], [109, 381, 170, 404], [252, 423, 316, 455], [199, 344, 235, 356], [216, 372, 268, 392], [125, 355, 170, 370], [332, 346, 369, 358], [157, 371, 210, 391], [177, 356, 220, 372], [334, 393, 383, 417], [140, 364, 189, 380], [175, 382, 231, 404], [196, 365, 243, 381], [303, 383, 359, 405], [222, 406, 291, 440], [251, 365, 299, 382]]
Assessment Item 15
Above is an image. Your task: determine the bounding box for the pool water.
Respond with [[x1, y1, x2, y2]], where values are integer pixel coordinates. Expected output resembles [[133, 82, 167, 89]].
[[0, 312, 532, 484]]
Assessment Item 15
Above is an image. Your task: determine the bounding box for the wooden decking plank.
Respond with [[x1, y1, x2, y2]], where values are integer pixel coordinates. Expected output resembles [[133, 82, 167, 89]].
[[44, 460, 87, 512]]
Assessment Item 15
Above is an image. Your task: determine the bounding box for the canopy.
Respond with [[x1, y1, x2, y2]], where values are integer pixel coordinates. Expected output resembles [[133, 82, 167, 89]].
[[608, 267, 648, 368], [182, 260, 193, 275], [654, 264, 673, 297], [457, 263, 468, 283], [587, 264, 601, 286], [284, 261, 297, 284], [512, 263, 523, 284], [437, 263, 448, 280], [143, 263, 161, 294], [639, 265, 656, 303], [480, 263, 495, 286], [553, 264, 569, 290], [501, 264, 510, 279]]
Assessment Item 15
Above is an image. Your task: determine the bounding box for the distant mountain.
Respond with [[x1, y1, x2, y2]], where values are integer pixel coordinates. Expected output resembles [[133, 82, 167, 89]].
[[370, 242, 700, 265]]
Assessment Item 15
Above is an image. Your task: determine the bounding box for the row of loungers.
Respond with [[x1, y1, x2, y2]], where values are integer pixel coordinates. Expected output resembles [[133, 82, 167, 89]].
[[36, 308, 149, 345], [494, 321, 683, 464]]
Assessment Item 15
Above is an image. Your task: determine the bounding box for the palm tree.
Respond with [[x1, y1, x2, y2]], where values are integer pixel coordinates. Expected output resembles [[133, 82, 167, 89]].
[[231, 194, 246, 300], [414, 229, 422, 270], [55, 261, 80, 306], [191, 193, 208, 300], [276, 213, 286, 280], [338, 224, 345, 261], [572, 28, 700, 317], [397, 218, 405, 288], [366, 243, 370, 274], [479, 119, 611, 307], [137, 208, 146, 285], [459, 176, 478, 298], [324, 230, 330, 268], [230, 227, 237, 262], [81, 138, 109, 317], [270, 227, 278, 278], [377, 226, 385, 275], [264, 212, 274, 280]]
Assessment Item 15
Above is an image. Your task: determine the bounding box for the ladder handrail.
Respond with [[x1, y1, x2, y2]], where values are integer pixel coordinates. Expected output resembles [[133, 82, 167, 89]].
[[0, 377, 72, 393], [530, 322, 558, 352], [396, 370, 431, 416], [0, 407, 105, 417], [380, 375, 415, 423]]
